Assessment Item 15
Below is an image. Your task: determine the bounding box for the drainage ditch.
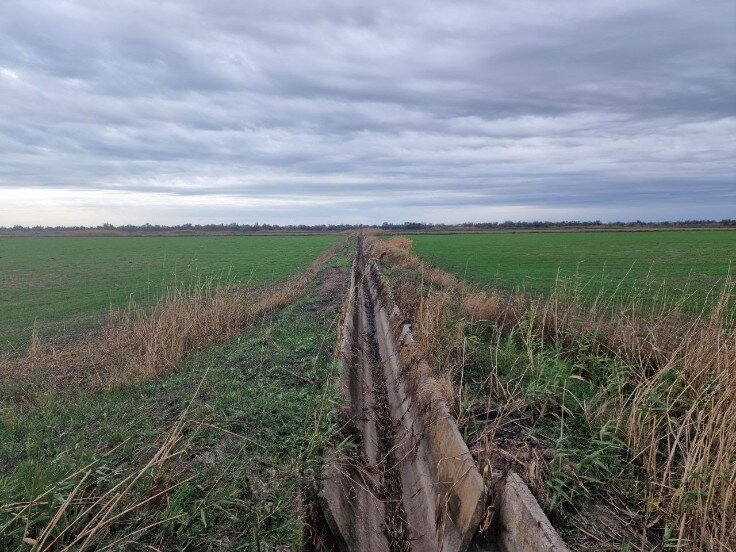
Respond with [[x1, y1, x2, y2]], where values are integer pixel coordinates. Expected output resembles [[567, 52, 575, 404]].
[[316, 238, 569, 552]]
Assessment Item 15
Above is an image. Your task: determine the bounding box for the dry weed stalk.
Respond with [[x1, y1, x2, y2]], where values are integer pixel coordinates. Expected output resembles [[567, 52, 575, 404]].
[[366, 235, 736, 551]]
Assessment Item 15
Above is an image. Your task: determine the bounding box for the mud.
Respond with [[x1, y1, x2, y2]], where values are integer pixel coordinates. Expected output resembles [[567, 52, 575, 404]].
[[302, 266, 348, 312]]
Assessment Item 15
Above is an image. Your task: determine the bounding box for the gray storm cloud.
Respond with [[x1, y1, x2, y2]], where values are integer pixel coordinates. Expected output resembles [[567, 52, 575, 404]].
[[0, 0, 734, 224]]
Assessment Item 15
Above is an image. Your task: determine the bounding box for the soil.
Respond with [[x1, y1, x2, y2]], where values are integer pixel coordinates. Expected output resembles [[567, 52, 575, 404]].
[[301, 266, 347, 312]]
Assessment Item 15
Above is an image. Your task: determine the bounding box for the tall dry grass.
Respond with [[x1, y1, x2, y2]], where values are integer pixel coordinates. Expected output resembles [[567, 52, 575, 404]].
[[367, 235, 736, 551], [2, 241, 343, 390]]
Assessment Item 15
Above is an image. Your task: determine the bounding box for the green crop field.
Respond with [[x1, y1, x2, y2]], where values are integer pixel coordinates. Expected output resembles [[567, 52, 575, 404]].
[[0, 235, 341, 354], [407, 230, 736, 312]]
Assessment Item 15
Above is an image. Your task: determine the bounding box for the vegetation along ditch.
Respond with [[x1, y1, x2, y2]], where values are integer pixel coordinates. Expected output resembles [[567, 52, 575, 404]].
[[368, 235, 735, 551]]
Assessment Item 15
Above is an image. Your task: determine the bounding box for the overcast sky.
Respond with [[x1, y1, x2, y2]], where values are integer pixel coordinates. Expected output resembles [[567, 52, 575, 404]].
[[0, 0, 734, 226]]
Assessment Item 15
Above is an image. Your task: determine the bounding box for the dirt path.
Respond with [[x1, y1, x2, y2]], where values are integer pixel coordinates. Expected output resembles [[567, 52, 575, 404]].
[[301, 265, 347, 312]]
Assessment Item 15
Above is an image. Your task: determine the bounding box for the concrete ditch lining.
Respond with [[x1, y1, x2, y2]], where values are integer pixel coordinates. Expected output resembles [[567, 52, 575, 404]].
[[318, 239, 570, 552]]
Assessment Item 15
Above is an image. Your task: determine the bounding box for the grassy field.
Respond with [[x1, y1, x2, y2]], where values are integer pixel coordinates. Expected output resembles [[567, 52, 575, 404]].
[[407, 230, 736, 312], [0, 235, 341, 354], [0, 242, 350, 550]]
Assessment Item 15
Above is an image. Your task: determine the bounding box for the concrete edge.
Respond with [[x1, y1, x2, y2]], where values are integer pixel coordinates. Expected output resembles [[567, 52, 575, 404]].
[[494, 472, 570, 552], [368, 259, 489, 551], [367, 258, 570, 552]]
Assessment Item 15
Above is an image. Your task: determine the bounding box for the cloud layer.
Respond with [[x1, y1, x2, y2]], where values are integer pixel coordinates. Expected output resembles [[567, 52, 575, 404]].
[[0, 0, 734, 224]]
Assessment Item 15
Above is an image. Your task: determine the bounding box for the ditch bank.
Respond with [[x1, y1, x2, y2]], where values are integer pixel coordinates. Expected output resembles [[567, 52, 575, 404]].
[[315, 238, 569, 552]]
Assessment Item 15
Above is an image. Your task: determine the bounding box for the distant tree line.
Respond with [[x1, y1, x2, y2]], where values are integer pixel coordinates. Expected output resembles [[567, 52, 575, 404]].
[[397, 219, 736, 231], [381, 219, 736, 231], [1, 219, 734, 235]]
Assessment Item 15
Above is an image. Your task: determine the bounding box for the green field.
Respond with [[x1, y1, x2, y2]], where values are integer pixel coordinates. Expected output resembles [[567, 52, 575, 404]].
[[408, 230, 736, 312], [0, 235, 341, 353]]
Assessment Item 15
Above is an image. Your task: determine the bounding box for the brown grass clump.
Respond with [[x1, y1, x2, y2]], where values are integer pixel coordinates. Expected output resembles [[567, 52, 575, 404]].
[[373, 236, 462, 293], [395, 325, 457, 415], [460, 290, 504, 323], [1, 241, 343, 391], [366, 235, 736, 551], [384, 235, 412, 252], [359, 227, 385, 237]]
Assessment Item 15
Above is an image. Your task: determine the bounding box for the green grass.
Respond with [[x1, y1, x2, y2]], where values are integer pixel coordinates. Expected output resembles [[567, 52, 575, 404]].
[[0, 235, 341, 354], [457, 320, 656, 548], [0, 245, 351, 550], [407, 230, 736, 312]]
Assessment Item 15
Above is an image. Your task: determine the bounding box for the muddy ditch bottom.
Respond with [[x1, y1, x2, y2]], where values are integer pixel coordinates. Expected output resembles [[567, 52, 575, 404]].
[[316, 240, 569, 552]]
